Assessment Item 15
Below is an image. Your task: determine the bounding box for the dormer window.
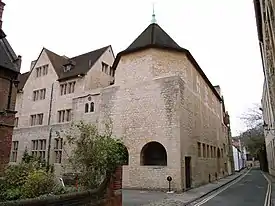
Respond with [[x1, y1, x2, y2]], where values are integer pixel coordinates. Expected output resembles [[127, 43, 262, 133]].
[[64, 64, 72, 72], [63, 60, 76, 72]]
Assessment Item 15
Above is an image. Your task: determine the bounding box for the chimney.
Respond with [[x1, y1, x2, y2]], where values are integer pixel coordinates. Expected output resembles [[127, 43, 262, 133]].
[[30, 60, 37, 70], [0, 0, 5, 29], [214, 85, 221, 95]]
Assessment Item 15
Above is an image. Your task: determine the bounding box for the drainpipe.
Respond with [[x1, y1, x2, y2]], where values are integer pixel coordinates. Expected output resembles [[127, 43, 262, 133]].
[[46, 83, 54, 170]]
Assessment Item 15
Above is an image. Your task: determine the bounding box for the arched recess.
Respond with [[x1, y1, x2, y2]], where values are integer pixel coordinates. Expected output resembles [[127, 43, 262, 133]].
[[118, 143, 129, 165], [217, 148, 221, 159], [90, 102, 94, 112], [85, 103, 89, 113], [140, 141, 167, 166]]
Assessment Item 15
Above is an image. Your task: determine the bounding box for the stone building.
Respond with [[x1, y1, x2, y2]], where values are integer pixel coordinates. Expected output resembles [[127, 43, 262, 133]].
[[0, 0, 21, 174], [254, 0, 275, 175], [12, 17, 232, 190], [12, 45, 115, 174]]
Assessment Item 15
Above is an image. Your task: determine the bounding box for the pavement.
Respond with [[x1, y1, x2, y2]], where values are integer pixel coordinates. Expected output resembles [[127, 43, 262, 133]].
[[265, 172, 275, 206], [122, 168, 250, 206]]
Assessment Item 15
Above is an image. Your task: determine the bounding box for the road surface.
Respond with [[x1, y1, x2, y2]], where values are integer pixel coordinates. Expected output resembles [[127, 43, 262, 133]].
[[190, 168, 270, 206]]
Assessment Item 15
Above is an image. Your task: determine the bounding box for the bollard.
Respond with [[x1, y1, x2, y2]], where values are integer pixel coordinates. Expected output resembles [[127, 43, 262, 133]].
[[166, 176, 174, 193], [167, 176, 172, 192]]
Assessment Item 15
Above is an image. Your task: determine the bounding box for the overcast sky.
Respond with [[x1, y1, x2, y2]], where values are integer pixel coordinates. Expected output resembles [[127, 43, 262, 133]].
[[2, 0, 263, 136]]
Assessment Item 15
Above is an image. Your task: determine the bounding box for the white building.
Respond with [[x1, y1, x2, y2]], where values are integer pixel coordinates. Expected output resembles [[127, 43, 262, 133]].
[[11, 45, 115, 176], [232, 146, 246, 171]]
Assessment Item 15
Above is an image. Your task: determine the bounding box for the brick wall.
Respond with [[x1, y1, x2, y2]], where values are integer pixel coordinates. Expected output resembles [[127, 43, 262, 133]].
[[0, 166, 123, 206], [0, 69, 18, 174], [0, 118, 13, 174]]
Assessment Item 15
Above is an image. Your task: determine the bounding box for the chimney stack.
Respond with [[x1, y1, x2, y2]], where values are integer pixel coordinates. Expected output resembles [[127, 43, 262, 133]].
[[0, 0, 5, 29]]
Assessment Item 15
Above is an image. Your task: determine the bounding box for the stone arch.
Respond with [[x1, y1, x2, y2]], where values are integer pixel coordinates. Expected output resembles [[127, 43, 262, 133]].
[[118, 143, 129, 165], [140, 141, 167, 166]]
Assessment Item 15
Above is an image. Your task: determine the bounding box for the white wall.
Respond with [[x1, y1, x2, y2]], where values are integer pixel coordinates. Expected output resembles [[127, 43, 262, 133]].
[[233, 146, 245, 171]]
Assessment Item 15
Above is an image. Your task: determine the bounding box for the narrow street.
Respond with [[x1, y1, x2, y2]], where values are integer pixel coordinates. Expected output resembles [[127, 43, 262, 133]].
[[189, 169, 269, 206]]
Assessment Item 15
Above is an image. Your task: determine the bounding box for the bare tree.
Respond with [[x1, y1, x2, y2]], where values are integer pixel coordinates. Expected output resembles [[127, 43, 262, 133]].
[[239, 103, 265, 157], [240, 103, 263, 129]]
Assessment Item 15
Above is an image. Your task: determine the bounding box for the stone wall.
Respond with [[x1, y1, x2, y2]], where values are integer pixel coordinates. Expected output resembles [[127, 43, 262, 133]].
[[0, 113, 14, 174], [96, 48, 229, 191], [98, 76, 182, 191]]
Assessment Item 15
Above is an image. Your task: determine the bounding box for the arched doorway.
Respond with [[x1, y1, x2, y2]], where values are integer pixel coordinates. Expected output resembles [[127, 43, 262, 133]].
[[118, 143, 129, 165], [140, 141, 167, 166]]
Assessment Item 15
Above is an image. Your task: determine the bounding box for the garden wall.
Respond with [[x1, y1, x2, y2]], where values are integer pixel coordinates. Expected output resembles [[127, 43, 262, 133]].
[[0, 167, 122, 206]]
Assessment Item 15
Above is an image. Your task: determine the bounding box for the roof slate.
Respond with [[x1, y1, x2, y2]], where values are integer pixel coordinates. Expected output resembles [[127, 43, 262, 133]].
[[125, 23, 181, 52], [0, 29, 20, 73], [54, 45, 109, 81], [18, 71, 30, 90], [112, 23, 222, 101]]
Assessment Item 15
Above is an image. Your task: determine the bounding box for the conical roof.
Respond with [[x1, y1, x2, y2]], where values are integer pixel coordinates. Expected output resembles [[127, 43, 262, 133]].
[[124, 23, 182, 53]]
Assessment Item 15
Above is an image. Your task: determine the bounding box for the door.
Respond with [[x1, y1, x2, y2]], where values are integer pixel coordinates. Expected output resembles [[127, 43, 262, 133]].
[[185, 156, 191, 189]]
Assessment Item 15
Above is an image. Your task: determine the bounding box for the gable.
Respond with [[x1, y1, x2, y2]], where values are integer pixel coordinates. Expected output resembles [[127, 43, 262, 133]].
[[22, 48, 59, 91]]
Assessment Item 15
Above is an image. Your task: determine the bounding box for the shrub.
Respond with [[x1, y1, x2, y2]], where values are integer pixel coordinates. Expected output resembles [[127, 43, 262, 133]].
[[58, 121, 127, 190], [4, 188, 22, 201], [4, 164, 33, 188], [0, 157, 57, 201], [22, 170, 55, 198]]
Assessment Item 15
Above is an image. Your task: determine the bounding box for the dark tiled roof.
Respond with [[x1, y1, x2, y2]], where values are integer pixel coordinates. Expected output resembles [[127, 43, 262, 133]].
[[18, 46, 110, 91], [56, 46, 110, 81], [43, 46, 109, 81], [0, 29, 5, 39], [112, 23, 222, 101], [18, 71, 30, 91], [0, 29, 20, 73], [125, 23, 181, 52]]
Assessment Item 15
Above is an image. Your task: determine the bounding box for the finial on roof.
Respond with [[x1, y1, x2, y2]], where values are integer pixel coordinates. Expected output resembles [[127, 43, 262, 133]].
[[151, 3, 157, 24]]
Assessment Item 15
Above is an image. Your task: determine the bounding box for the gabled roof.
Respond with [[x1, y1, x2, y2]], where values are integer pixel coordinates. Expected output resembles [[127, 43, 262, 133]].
[[112, 23, 222, 102], [18, 45, 111, 91], [0, 29, 20, 73], [29, 46, 110, 82], [55, 45, 110, 81]]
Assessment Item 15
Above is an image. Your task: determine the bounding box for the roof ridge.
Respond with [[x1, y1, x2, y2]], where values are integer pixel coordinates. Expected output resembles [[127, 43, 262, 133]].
[[70, 45, 110, 59], [44, 48, 64, 58]]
